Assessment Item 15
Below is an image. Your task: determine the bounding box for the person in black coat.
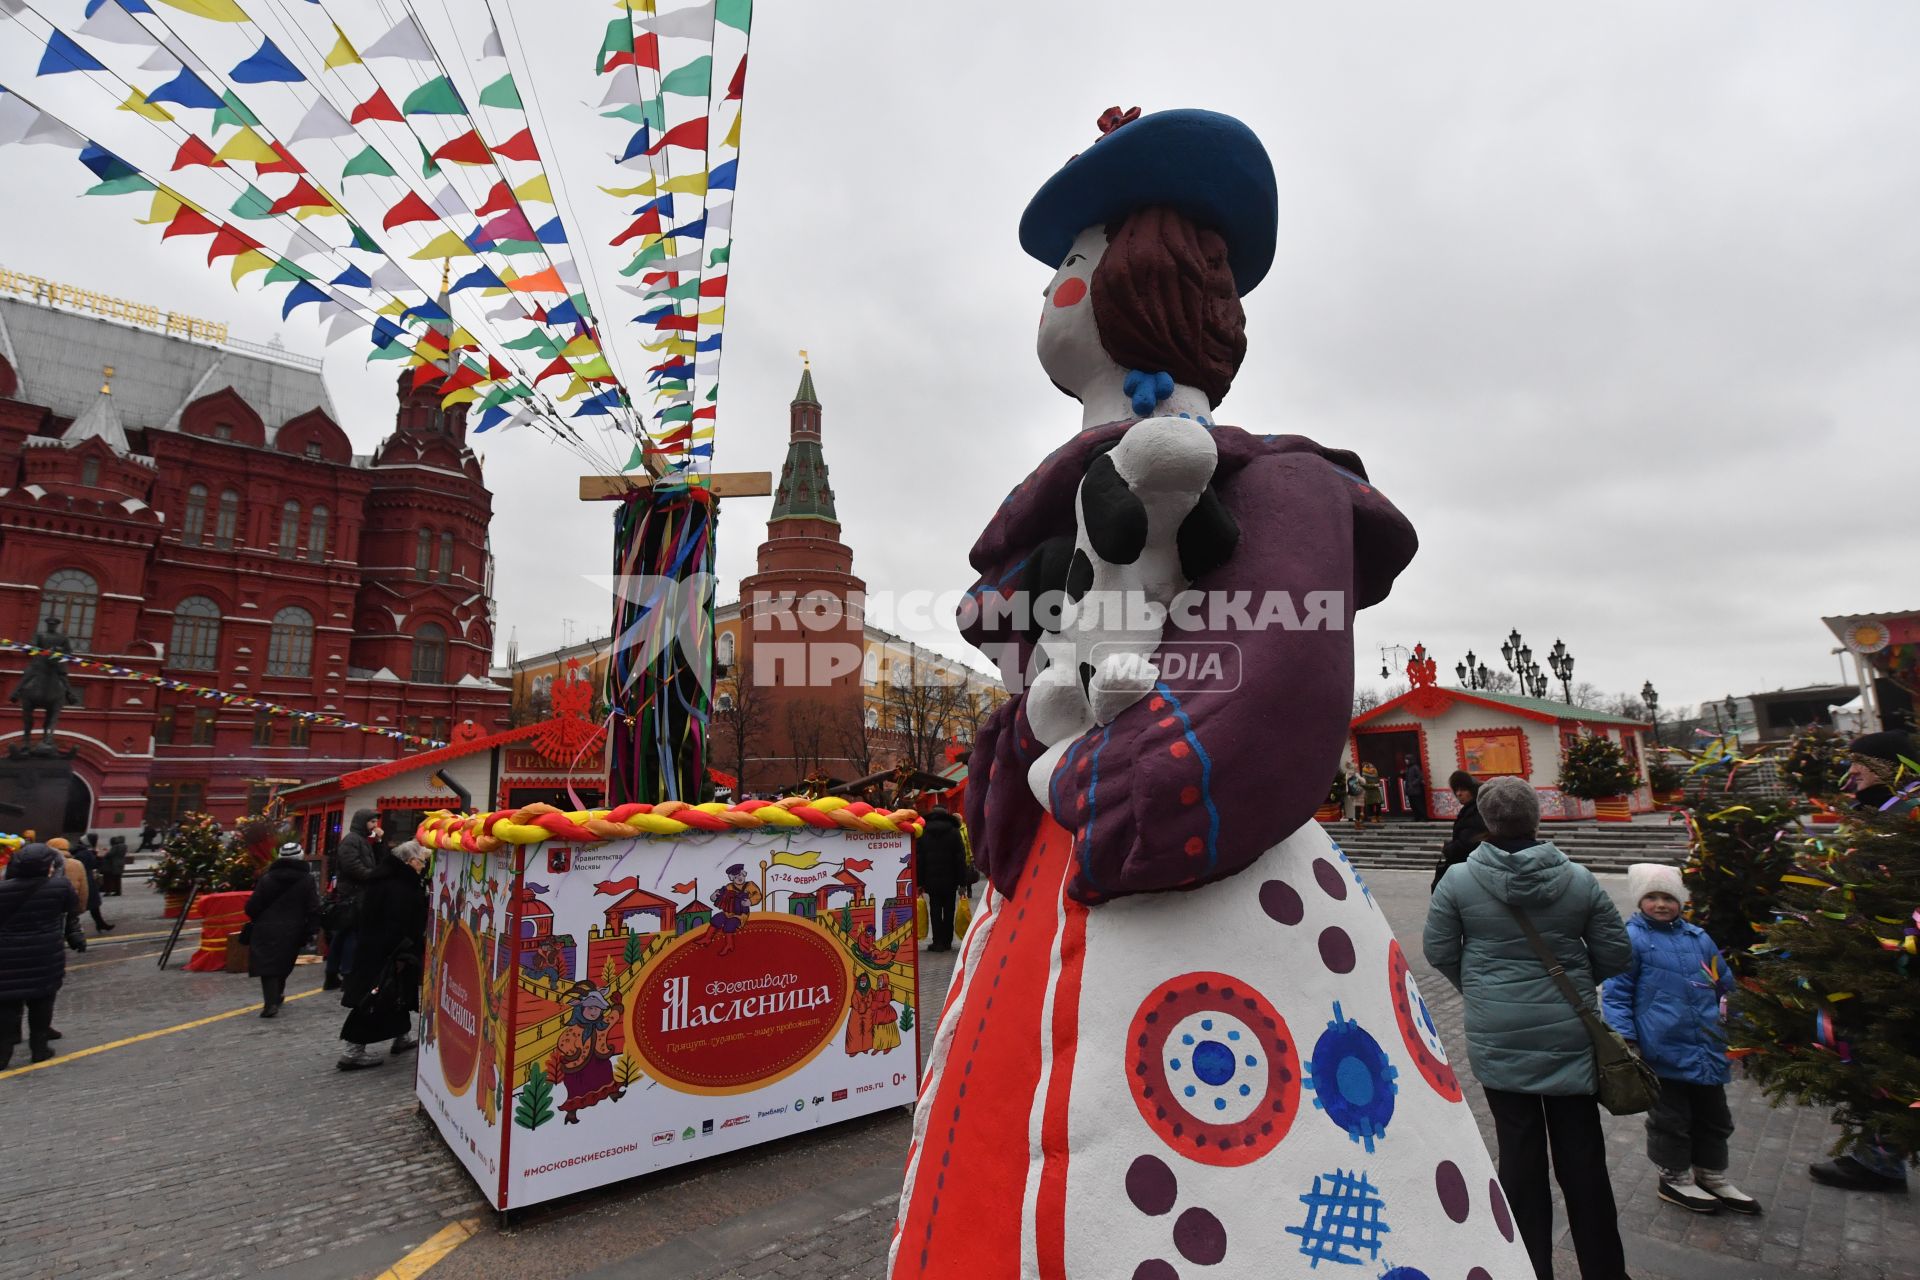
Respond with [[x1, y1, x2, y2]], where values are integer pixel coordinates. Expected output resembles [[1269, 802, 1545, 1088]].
[[0, 843, 82, 1069], [103, 836, 128, 896], [323, 808, 385, 992], [917, 808, 972, 953], [1430, 770, 1489, 891], [246, 842, 320, 1019], [72, 836, 113, 933], [337, 841, 429, 1070]]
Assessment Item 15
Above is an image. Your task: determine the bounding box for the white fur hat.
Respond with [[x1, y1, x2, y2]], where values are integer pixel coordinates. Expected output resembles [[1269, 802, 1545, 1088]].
[[1627, 863, 1686, 906]]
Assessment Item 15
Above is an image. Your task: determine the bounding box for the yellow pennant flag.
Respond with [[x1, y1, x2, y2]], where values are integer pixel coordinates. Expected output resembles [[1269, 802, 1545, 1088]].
[[662, 172, 709, 196], [292, 200, 344, 220], [376, 298, 409, 317], [138, 187, 185, 225], [324, 24, 361, 68], [154, 0, 248, 20], [512, 174, 553, 204], [640, 335, 695, 355], [118, 89, 174, 123], [614, 0, 657, 12], [770, 849, 820, 870], [409, 230, 475, 260], [690, 426, 716, 440], [697, 305, 725, 325], [213, 128, 279, 165], [722, 108, 741, 150], [228, 249, 274, 286], [557, 375, 591, 401], [447, 326, 477, 350], [411, 340, 448, 366], [571, 355, 613, 379], [561, 334, 600, 357], [441, 386, 481, 407], [600, 178, 657, 199]]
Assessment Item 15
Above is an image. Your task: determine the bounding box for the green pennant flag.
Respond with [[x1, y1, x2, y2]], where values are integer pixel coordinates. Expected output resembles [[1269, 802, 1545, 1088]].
[[491, 238, 543, 256], [706, 385, 719, 401], [342, 144, 396, 181], [658, 403, 694, 423], [660, 56, 712, 98], [417, 138, 441, 178], [706, 245, 730, 266], [620, 241, 670, 275], [598, 17, 629, 71], [653, 380, 689, 396], [402, 75, 464, 116], [564, 292, 594, 321], [212, 90, 260, 134], [349, 223, 379, 252], [85, 175, 154, 197], [503, 329, 563, 356], [368, 343, 412, 362], [263, 258, 318, 285], [622, 442, 645, 472], [717, 0, 752, 32], [600, 101, 665, 127], [478, 73, 520, 110], [228, 185, 277, 220], [648, 278, 701, 301]]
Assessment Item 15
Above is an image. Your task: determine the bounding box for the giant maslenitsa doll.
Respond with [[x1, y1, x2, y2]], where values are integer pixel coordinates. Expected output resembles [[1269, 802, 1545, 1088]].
[[892, 108, 1530, 1280]]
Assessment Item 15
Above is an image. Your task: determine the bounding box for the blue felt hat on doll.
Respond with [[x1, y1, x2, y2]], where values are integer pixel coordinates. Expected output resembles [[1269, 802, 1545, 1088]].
[[1019, 107, 1279, 297]]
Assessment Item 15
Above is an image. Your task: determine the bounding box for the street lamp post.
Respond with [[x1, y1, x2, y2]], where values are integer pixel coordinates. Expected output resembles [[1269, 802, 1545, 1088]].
[[1547, 639, 1576, 704], [1723, 695, 1739, 743], [1456, 650, 1493, 690], [1379, 644, 1411, 681], [1641, 681, 1660, 745]]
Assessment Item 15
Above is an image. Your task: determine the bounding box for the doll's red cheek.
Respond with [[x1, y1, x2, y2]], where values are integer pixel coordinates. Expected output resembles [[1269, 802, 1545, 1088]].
[[1050, 277, 1088, 308]]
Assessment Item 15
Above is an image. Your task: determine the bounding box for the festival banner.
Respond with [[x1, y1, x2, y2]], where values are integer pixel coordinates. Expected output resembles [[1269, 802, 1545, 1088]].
[[417, 825, 918, 1209]]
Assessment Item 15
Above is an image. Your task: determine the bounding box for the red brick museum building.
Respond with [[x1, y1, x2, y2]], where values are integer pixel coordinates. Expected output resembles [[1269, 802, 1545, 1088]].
[[0, 294, 509, 836]]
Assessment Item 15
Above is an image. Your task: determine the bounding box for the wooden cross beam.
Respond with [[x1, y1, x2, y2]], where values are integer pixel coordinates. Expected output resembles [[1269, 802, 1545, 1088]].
[[577, 471, 772, 501]]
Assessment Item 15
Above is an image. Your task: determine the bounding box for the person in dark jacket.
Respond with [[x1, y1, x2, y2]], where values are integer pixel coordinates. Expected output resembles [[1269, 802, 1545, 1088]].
[[246, 842, 320, 1018], [917, 808, 971, 952], [323, 809, 385, 992], [0, 843, 81, 1069], [1402, 760, 1427, 819], [103, 835, 128, 896], [337, 840, 428, 1070], [1424, 776, 1633, 1280], [1431, 771, 1488, 891], [136, 824, 158, 853], [72, 836, 113, 933]]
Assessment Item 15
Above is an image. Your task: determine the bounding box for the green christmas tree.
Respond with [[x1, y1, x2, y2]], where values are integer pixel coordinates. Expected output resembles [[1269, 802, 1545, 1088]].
[[1782, 726, 1850, 804], [624, 930, 643, 967], [1731, 810, 1920, 1163], [149, 812, 226, 894], [514, 1063, 555, 1130], [1558, 733, 1640, 800], [1680, 784, 1805, 971]]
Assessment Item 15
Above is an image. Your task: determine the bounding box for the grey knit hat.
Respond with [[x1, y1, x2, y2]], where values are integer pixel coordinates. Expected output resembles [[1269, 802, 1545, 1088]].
[[1477, 777, 1540, 839]]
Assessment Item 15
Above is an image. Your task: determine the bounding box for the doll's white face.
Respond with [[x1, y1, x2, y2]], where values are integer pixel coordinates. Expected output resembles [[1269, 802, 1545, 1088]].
[[1036, 224, 1121, 400]]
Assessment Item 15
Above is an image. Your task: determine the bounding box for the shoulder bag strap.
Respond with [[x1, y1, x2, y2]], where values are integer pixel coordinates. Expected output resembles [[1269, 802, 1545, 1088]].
[[1501, 900, 1594, 1015]]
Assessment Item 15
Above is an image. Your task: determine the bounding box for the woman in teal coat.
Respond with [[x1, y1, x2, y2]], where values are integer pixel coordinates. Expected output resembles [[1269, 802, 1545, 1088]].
[[1423, 777, 1632, 1280]]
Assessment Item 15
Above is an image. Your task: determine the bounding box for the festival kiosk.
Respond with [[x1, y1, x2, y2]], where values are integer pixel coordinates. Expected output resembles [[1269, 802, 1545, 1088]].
[[414, 798, 921, 1211]]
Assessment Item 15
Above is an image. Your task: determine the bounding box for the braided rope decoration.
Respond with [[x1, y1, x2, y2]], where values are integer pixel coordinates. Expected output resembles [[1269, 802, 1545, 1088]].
[[415, 796, 926, 854]]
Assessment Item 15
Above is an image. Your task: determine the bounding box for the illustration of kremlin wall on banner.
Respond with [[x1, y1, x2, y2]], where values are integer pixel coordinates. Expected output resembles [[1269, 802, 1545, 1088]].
[[417, 828, 919, 1208]]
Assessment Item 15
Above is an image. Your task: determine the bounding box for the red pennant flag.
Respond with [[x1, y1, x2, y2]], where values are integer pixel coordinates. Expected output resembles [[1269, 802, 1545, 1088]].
[[410, 362, 448, 391], [693, 405, 717, 419], [256, 141, 304, 176], [604, 32, 660, 73], [267, 178, 330, 215], [527, 304, 548, 322], [843, 858, 874, 872], [171, 135, 222, 171], [648, 117, 706, 155], [431, 129, 491, 167], [439, 361, 485, 394], [476, 179, 513, 217], [657, 425, 693, 446], [669, 879, 697, 895], [640, 271, 681, 286], [492, 128, 539, 163], [610, 208, 662, 246], [205, 225, 262, 264], [486, 355, 511, 380], [349, 88, 402, 125], [654, 314, 699, 332], [698, 275, 728, 297], [595, 876, 639, 897], [161, 205, 221, 241], [382, 190, 438, 230], [532, 356, 572, 382], [726, 54, 747, 101]]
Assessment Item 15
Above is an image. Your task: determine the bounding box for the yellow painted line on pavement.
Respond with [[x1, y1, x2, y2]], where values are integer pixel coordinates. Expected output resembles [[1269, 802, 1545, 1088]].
[[0, 988, 323, 1081], [375, 1218, 481, 1279]]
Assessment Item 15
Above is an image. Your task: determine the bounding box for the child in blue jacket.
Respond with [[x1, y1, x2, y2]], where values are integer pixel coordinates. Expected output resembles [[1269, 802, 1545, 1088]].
[[1603, 863, 1762, 1216]]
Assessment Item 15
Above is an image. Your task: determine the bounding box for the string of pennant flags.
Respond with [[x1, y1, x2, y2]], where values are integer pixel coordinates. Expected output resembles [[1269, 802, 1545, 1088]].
[[0, 640, 448, 750], [0, 0, 754, 481]]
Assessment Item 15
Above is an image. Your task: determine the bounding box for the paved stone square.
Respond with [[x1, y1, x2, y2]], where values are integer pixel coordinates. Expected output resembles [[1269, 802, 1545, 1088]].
[[0, 871, 1911, 1280]]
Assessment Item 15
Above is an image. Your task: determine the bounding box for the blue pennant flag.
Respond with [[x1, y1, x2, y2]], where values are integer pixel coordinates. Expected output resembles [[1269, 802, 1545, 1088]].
[[544, 296, 583, 327], [708, 159, 737, 191], [473, 404, 511, 433], [85, 0, 153, 13], [634, 305, 675, 325], [684, 443, 715, 458], [401, 299, 451, 326], [38, 31, 107, 77], [329, 264, 372, 290], [648, 362, 693, 384], [370, 317, 407, 349], [663, 215, 706, 243], [695, 333, 724, 352], [146, 67, 223, 111], [572, 388, 625, 417], [451, 264, 503, 292], [231, 37, 304, 85], [534, 217, 567, 245], [630, 195, 675, 219], [281, 281, 330, 319], [77, 143, 138, 184], [618, 126, 651, 163]]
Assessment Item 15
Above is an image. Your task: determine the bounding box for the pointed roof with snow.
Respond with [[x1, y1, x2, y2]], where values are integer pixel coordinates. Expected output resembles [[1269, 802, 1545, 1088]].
[[64, 380, 131, 455]]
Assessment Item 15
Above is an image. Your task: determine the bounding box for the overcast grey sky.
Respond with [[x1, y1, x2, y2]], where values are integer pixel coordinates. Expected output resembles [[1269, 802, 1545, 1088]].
[[3, 1, 1915, 712]]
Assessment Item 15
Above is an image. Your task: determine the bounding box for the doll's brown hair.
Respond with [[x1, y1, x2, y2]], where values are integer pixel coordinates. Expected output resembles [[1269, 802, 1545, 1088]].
[[1090, 205, 1247, 407]]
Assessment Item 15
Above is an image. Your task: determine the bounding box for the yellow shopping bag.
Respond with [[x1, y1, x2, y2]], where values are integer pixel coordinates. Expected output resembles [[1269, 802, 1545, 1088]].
[[954, 892, 973, 939], [915, 893, 929, 940]]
